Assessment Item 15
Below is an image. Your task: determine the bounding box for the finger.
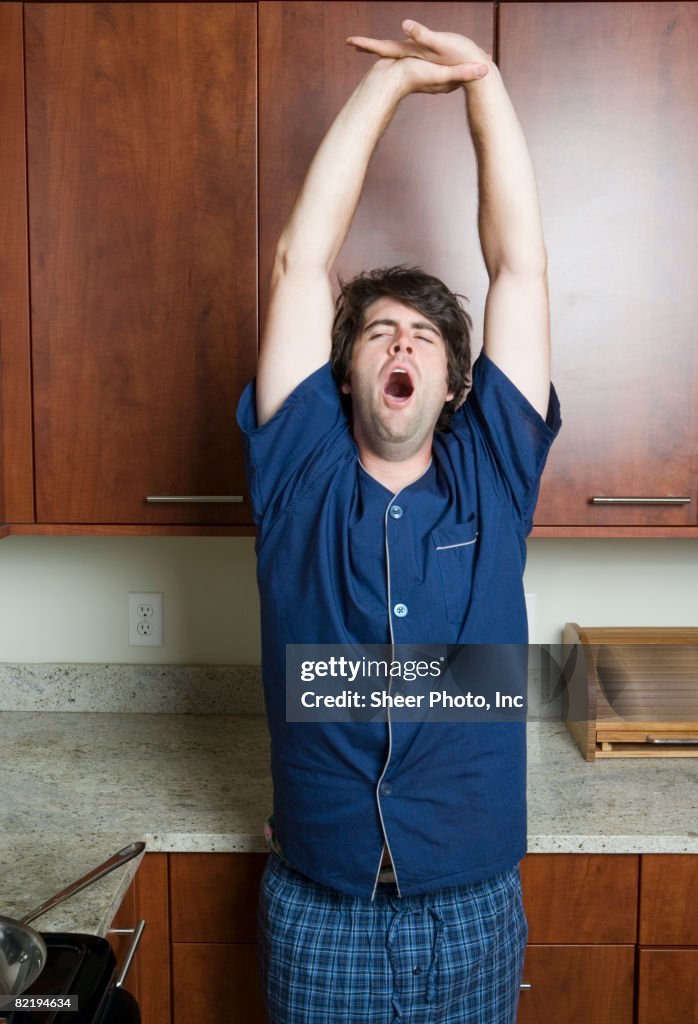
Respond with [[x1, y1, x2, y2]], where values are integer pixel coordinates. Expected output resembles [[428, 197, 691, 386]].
[[462, 62, 489, 81], [407, 62, 489, 94], [428, 61, 489, 85], [346, 35, 419, 59], [401, 19, 436, 52]]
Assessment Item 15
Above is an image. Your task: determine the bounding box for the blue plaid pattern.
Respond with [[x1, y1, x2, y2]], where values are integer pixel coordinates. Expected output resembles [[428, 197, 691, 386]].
[[258, 854, 527, 1023]]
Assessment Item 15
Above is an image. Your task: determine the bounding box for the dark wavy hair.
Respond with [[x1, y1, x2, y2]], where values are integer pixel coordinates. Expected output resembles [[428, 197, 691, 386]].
[[330, 266, 473, 432]]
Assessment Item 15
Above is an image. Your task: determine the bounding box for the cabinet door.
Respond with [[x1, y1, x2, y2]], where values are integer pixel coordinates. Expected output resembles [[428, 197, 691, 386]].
[[637, 948, 698, 1024], [170, 852, 267, 943], [640, 853, 698, 944], [0, 3, 33, 525], [519, 856, 638, 1024], [170, 853, 268, 1022], [518, 945, 635, 1024], [500, 2, 698, 527], [520, 853, 638, 944], [25, 3, 257, 526], [172, 944, 266, 1024], [259, 1, 494, 365], [109, 853, 170, 1024]]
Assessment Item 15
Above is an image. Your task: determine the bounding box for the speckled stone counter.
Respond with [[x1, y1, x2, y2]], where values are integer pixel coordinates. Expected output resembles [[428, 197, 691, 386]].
[[526, 721, 698, 852], [0, 713, 270, 934], [2, 712, 697, 936]]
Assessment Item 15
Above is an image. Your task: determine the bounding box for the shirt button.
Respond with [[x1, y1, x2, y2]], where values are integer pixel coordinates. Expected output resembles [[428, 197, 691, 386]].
[[380, 782, 392, 796], [393, 603, 408, 618], [389, 505, 403, 519]]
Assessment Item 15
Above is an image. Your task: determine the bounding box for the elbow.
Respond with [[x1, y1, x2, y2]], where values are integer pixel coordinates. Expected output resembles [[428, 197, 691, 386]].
[[272, 240, 295, 279], [273, 233, 333, 279]]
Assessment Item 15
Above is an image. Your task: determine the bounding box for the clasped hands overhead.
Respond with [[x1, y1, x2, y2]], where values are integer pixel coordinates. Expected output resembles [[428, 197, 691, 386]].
[[347, 19, 493, 94]]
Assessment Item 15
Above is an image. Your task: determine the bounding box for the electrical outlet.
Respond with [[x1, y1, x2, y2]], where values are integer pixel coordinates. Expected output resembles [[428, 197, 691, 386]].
[[128, 592, 163, 646]]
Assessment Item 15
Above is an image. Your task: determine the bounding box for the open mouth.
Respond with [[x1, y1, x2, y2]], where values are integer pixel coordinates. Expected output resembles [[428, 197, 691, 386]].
[[383, 368, 414, 402]]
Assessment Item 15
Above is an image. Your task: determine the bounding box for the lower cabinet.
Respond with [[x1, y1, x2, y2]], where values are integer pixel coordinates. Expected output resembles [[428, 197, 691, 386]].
[[172, 944, 265, 1022], [116, 851, 698, 1023], [518, 853, 637, 1024], [518, 945, 635, 1024], [637, 854, 698, 1024], [637, 948, 698, 1024], [169, 852, 267, 1024], [109, 853, 171, 1024]]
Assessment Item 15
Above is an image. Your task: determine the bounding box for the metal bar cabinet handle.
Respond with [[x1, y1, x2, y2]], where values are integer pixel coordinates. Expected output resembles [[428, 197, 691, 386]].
[[109, 919, 147, 988], [145, 496, 244, 503], [591, 496, 691, 505]]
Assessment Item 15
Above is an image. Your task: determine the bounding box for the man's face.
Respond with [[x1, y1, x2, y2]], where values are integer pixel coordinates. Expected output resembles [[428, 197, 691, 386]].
[[341, 297, 454, 462]]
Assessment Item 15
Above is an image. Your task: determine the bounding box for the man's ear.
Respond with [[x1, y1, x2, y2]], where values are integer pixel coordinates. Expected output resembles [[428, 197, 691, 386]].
[[340, 380, 352, 395], [453, 383, 472, 410]]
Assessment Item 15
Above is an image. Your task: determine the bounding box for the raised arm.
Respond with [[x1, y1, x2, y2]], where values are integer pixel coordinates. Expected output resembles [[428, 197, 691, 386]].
[[464, 35, 551, 418], [347, 20, 551, 419], [256, 41, 489, 426]]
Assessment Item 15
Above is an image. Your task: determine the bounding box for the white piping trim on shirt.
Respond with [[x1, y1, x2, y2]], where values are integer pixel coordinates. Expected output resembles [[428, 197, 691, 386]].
[[371, 483, 409, 902], [435, 534, 479, 551]]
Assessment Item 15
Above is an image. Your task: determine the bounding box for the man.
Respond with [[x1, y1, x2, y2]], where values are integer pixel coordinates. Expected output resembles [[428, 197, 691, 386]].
[[238, 19, 561, 1024]]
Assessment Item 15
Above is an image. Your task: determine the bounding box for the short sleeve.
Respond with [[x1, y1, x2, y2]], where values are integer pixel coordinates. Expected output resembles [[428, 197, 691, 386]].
[[459, 351, 562, 533], [236, 363, 353, 528]]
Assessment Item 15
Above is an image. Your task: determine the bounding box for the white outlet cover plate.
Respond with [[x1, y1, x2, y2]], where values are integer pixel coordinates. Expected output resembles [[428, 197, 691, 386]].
[[128, 591, 163, 646]]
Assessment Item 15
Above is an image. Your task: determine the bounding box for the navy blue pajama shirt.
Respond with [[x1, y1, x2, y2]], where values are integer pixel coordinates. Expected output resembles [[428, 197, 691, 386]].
[[237, 351, 561, 900]]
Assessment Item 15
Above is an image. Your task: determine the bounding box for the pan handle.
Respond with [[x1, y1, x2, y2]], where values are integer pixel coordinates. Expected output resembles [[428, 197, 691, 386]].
[[20, 842, 145, 925]]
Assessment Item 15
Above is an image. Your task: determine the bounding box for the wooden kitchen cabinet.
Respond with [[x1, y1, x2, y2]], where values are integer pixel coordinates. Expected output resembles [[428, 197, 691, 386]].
[[111, 852, 267, 1024], [4, 1, 697, 537], [258, 0, 493, 361], [518, 854, 637, 1023], [499, 2, 698, 531], [172, 944, 265, 1024], [114, 850, 698, 1023], [169, 852, 267, 1024], [637, 854, 698, 1023], [172, 850, 639, 1024], [639, 853, 698, 945], [518, 945, 635, 1024], [8, 0, 495, 536], [0, 3, 33, 527], [637, 948, 698, 1024], [110, 853, 171, 1024], [22, 2, 257, 529]]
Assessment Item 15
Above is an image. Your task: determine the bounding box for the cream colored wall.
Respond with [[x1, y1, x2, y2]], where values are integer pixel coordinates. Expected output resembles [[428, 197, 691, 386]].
[[0, 536, 696, 662], [0, 536, 260, 663], [524, 539, 698, 643]]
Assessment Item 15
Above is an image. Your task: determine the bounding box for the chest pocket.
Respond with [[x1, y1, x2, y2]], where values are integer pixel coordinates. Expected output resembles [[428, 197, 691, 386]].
[[432, 519, 479, 625]]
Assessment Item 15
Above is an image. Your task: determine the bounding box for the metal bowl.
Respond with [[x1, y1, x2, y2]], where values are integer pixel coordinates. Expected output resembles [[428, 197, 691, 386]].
[[0, 916, 47, 998]]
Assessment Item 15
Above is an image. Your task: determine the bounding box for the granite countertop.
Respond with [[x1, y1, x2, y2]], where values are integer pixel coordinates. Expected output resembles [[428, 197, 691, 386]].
[[0, 712, 270, 935], [1, 711, 697, 936]]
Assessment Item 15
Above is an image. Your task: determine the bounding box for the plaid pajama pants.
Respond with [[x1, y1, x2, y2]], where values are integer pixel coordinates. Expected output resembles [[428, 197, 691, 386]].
[[257, 854, 527, 1024]]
